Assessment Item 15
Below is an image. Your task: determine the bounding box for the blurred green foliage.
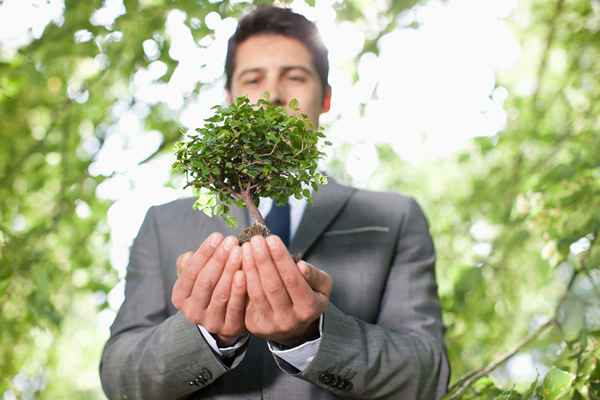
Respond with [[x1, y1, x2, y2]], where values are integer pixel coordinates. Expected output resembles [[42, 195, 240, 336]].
[[372, 0, 600, 398], [0, 0, 598, 399]]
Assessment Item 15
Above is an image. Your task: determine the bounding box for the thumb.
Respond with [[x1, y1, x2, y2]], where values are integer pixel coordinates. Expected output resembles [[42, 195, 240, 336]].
[[298, 261, 332, 298]]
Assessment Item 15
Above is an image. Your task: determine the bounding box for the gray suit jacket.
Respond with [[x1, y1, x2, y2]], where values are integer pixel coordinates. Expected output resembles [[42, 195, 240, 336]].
[[100, 178, 450, 399]]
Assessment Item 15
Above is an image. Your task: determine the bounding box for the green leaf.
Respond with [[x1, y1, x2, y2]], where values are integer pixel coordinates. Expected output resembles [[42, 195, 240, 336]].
[[543, 368, 575, 400], [223, 213, 238, 228]]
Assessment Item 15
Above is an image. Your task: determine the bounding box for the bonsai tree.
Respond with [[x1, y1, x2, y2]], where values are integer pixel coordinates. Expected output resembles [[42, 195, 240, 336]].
[[172, 95, 329, 242]]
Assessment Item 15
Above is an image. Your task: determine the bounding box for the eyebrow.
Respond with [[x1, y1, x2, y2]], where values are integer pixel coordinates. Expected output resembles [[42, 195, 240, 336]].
[[236, 65, 314, 80]]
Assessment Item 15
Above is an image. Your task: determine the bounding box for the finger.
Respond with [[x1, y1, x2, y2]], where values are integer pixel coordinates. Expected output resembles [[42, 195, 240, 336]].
[[265, 235, 313, 305], [242, 241, 271, 312], [208, 246, 242, 318], [222, 270, 246, 337], [176, 251, 193, 278], [250, 236, 292, 310], [298, 261, 332, 314], [174, 232, 223, 303], [296, 262, 330, 321], [298, 261, 333, 297], [189, 235, 238, 310]]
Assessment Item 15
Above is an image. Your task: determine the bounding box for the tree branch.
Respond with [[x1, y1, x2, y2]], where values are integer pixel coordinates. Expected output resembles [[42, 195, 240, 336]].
[[448, 232, 599, 399], [448, 318, 556, 400]]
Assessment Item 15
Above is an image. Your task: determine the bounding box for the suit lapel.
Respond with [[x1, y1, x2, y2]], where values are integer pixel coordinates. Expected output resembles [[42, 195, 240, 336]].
[[289, 178, 355, 258]]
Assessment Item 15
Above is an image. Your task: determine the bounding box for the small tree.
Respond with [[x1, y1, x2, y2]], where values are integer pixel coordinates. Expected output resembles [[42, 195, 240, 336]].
[[173, 95, 329, 242]]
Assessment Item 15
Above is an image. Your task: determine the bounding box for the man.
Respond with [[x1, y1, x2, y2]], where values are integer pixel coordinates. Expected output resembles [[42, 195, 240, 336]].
[[100, 6, 449, 399]]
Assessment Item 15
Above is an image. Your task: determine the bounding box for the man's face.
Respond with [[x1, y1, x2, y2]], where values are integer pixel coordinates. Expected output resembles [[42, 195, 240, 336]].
[[227, 34, 331, 128]]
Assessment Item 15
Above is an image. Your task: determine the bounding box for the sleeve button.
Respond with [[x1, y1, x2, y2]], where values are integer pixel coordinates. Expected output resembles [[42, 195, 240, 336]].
[[332, 375, 346, 389], [342, 379, 353, 391], [200, 367, 213, 380], [318, 372, 333, 385]]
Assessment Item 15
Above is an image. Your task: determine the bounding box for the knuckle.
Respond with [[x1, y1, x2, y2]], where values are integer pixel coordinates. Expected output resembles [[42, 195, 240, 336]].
[[231, 282, 245, 296], [180, 268, 194, 283], [305, 295, 318, 310], [221, 323, 243, 338], [282, 273, 299, 289], [296, 306, 316, 323], [214, 247, 229, 264], [203, 320, 219, 333], [212, 291, 229, 305], [228, 300, 244, 313], [198, 276, 217, 292], [244, 314, 253, 329], [183, 305, 201, 324], [220, 327, 234, 337], [276, 315, 295, 333], [246, 320, 260, 335], [228, 290, 244, 305], [264, 283, 285, 296]]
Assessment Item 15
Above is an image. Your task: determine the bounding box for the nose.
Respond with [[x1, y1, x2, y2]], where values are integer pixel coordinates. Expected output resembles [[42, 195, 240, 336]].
[[271, 96, 284, 106], [265, 79, 285, 106]]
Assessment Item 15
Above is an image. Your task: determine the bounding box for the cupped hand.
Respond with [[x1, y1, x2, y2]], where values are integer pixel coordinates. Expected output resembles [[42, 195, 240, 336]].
[[242, 235, 331, 347], [171, 233, 247, 346]]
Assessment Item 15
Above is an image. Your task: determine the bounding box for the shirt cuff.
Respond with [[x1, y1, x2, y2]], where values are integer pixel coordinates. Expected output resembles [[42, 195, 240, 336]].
[[197, 325, 249, 369], [267, 315, 323, 371]]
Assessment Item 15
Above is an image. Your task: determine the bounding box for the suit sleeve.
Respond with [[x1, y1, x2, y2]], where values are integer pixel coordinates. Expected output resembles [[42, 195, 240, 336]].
[[99, 206, 233, 400], [279, 198, 450, 399]]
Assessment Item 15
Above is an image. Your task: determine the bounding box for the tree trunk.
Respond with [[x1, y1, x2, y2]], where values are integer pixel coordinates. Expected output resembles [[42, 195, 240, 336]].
[[240, 191, 265, 225]]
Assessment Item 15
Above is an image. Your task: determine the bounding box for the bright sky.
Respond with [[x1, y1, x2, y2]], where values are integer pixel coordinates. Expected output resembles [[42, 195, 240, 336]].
[[1, 0, 529, 388]]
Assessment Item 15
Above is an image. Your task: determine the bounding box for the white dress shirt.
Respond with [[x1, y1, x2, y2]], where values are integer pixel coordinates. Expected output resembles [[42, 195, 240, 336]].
[[198, 195, 322, 371]]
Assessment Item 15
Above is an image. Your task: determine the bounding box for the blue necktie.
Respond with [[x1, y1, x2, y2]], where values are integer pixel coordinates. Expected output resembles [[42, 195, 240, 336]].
[[265, 200, 290, 247]]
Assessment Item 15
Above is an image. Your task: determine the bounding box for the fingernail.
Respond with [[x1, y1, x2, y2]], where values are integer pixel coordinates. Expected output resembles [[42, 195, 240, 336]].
[[266, 235, 278, 249], [230, 246, 241, 260], [242, 242, 252, 258], [250, 235, 261, 246], [224, 236, 237, 250], [298, 261, 309, 276], [209, 233, 222, 247]]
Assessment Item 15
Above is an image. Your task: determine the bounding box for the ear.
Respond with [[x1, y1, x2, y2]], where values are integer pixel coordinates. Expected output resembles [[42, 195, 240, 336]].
[[321, 86, 332, 113], [225, 89, 233, 105]]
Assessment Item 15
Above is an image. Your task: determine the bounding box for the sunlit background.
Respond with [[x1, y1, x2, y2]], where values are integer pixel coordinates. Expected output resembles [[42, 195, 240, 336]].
[[1, 0, 534, 397]]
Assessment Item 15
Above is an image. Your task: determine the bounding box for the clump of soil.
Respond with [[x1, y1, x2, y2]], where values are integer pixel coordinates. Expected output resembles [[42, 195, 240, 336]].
[[239, 222, 270, 244], [238, 222, 301, 263]]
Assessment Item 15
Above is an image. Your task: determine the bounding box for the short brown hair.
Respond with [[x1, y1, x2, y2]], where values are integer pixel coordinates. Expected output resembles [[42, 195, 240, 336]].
[[224, 6, 330, 95]]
